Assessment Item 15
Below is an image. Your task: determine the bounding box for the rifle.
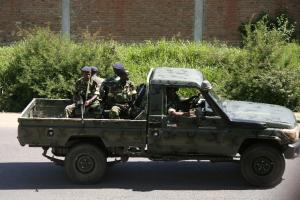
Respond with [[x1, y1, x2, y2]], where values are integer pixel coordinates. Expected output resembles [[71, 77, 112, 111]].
[[127, 84, 146, 118], [132, 84, 146, 108], [76, 79, 90, 123], [77, 95, 84, 123]]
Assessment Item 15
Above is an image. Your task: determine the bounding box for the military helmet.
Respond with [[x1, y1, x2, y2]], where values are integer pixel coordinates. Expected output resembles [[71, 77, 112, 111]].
[[81, 66, 91, 72], [91, 66, 98, 72], [112, 63, 124, 71]]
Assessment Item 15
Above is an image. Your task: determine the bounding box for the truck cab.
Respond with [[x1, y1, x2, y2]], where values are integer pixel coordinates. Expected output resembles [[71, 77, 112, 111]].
[[146, 68, 231, 156]]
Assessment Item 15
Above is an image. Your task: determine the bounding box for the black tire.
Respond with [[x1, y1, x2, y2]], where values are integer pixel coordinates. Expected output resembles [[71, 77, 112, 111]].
[[241, 144, 285, 187], [64, 144, 107, 184]]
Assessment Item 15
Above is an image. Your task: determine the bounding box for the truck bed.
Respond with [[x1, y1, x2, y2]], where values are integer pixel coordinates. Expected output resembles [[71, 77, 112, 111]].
[[18, 98, 147, 148]]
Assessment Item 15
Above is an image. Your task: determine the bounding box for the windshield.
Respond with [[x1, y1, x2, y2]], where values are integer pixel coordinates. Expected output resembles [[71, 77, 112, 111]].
[[207, 90, 224, 110]]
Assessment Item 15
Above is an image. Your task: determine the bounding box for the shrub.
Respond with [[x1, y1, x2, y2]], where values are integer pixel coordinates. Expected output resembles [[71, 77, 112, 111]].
[[240, 12, 296, 43], [226, 67, 300, 109], [118, 39, 245, 90], [225, 14, 300, 111], [0, 28, 118, 111], [0, 23, 299, 112]]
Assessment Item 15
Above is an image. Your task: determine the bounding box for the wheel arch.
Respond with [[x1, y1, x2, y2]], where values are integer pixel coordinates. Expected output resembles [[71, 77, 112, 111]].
[[238, 138, 283, 155], [66, 136, 107, 154]]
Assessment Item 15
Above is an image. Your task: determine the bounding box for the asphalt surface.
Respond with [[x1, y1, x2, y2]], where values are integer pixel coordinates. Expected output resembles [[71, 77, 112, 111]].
[[0, 113, 300, 200]]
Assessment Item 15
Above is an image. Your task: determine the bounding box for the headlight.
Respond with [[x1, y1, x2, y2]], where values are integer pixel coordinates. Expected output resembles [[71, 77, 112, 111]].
[[282, 125, 300, 141]]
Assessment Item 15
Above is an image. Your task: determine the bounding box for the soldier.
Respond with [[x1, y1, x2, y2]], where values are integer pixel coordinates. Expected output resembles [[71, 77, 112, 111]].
[[65, 66, 101, 118], [104, 63, 137, 119], [166, 87, 192, 117], [91, 66, 104, 88]]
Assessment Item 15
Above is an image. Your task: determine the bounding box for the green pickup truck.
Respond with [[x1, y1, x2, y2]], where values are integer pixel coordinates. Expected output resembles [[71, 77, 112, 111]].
[[18, 67, 300, 187]]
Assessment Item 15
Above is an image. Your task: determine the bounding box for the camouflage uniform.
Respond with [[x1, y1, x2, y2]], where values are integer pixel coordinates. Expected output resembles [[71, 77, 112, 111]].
[[65, 78, 100, 118], [106, 78, 137, 119], [91, 74, 104, 88]]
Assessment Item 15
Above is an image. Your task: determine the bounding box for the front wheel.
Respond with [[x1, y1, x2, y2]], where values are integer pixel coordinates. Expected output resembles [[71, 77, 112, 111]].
[[241, 144, 285, 187], [65, 144, 107, 184]]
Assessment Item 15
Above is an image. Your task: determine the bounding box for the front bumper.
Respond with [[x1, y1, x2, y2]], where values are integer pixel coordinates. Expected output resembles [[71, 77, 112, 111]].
[[284, 139, 300, 159]]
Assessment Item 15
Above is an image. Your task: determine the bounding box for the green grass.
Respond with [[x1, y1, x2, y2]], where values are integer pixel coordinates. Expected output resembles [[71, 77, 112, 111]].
[[0, 25, 299, 111]]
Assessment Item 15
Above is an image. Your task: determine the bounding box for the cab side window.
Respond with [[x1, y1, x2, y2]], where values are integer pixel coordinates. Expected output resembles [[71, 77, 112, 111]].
[[165, 86, 201, 117]]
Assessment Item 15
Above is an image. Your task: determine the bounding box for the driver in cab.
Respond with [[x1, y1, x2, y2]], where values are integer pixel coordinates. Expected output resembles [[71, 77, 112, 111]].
[[166, 87, 196, 118]]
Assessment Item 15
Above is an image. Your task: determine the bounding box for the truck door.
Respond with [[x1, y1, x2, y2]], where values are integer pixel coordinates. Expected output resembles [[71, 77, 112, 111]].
[[147, 86, 230, 155]]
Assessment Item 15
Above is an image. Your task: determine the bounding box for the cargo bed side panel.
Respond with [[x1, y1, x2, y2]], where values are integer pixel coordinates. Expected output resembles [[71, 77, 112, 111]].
[[18, 99, 147, 148]]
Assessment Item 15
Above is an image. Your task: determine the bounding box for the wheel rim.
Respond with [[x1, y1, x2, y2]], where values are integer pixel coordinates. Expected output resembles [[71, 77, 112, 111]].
[[252, 156, 274, 176], [76, 154, 95, 174]]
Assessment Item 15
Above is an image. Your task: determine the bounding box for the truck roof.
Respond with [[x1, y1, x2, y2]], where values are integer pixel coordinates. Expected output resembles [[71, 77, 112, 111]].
[[150, 67, 204, 87]]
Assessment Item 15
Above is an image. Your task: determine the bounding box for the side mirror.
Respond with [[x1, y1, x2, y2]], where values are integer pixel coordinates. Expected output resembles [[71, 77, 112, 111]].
[[200, 80, 212, 91]]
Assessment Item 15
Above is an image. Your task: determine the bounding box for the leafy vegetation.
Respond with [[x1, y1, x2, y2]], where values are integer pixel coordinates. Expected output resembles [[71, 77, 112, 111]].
[[0, 15, 299, 112], [225, 14, 300, 110]]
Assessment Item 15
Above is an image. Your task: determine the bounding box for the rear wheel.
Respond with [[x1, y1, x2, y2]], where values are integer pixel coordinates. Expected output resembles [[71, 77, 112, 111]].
[[241, 144, 285, 187], [65, 144, 107, 184]]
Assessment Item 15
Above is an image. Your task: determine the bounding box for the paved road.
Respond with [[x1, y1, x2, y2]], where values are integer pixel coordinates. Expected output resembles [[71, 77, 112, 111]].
[[0, 113, 299, 200]]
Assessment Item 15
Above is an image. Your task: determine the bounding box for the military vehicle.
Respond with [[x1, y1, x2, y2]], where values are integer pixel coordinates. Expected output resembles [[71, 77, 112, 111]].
[[18, 67, 300, 187]]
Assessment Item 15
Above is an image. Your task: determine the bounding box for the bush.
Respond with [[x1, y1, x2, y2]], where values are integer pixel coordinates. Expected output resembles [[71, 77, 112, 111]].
[[240, 12, 296, 43], [0, 28, 118, 111], [225, 14, 300, 110], [0, 20, 299, 112], [226, 68, 300, 109], [118, 39, 246, 94]]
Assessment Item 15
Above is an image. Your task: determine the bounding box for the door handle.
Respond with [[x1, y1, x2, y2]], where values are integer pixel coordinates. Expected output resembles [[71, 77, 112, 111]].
[[152, 131, 160, 137], [167, 123, 177, 128]]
